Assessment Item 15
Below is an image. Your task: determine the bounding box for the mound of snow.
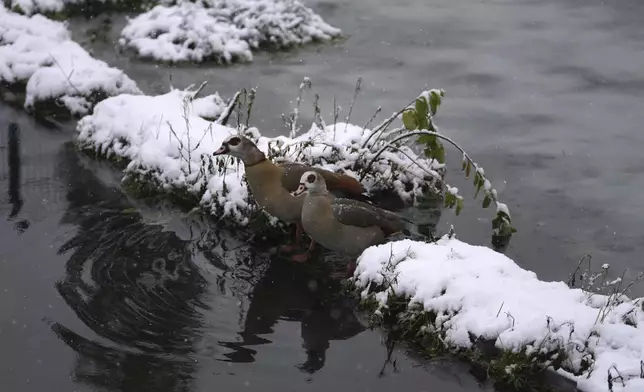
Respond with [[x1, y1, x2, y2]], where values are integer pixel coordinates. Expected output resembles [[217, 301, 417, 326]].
[[353, 237, 644, 392], [0, 6, 141, 115], [5, 0, 66, 15], [75, 86, 441, 225], [119, 0, 342, 63]]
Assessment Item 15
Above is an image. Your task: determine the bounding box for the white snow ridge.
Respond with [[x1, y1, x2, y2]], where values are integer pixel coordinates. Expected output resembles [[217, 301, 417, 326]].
[[0, 5, 141, 115], [75, 85, 441, 224], [353, 237, 644, 392], [119, 0, 342, 63]]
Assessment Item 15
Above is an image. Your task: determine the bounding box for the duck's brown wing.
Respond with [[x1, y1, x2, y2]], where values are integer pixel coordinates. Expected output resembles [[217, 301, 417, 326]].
[[331, 198, 408, 235], [279, 163, 315, 192], [279, 163, 367, 197]]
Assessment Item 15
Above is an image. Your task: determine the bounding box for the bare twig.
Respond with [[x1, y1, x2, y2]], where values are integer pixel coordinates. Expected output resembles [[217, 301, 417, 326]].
[[313, 93, 326, 129], [245, 87, 257, 128], [496, 302, 505, 317], [362, 106, 382, 133], [344, 77, 362, 133], [288, 78, 311, 138], [49, 55, 82, 96], [360, 98, 417, 148], [188, 81, 208, 100], [167, 122, 188, 170], [216, 90, 242, 126], [332, 95, 338, 140]]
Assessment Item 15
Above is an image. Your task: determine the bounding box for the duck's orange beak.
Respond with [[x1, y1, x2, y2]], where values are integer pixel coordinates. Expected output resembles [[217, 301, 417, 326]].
[[292, 183, 307, 197]]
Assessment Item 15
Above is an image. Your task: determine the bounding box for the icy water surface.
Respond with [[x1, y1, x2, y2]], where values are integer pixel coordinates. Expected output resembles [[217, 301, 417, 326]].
[[2, 0, 644, 390]]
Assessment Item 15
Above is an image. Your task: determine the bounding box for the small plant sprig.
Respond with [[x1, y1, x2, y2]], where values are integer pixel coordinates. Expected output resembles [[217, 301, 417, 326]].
[[372, 90, 517, 238]]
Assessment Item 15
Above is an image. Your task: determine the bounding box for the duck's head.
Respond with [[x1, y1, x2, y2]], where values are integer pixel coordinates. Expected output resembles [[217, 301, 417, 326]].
[[213, 135, 264, 165], [292, 171, 328, 197]]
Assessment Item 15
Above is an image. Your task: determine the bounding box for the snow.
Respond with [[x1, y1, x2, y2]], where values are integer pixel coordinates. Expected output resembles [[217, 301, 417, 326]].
[[0, 6, 141, 115], [119, 0, 342, 63], [75, 88, 255, 222], [353, 236, 644, 392], [496, 202, 510, 217], [5, 0, 65, 15], [264, 122, 444, 202], [5, 0, 127, 15], [75, 86, 442, 225]]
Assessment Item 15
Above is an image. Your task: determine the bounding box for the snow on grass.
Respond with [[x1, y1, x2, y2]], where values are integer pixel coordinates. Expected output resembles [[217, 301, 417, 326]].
[[119, 0, 342, 63], [74, 88, 254, 221], [263, 122, 444, 202], [5, 0, 148, 16], [75, 86, 442, 226], [0, 5, 141, 115], [5, 0, 66, 15], [353, 236, 644, 392]]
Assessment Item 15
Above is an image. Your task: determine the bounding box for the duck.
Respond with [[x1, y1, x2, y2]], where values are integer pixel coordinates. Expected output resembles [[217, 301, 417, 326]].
[[291, 170, 409, 262], [213, 135, 368, 256]]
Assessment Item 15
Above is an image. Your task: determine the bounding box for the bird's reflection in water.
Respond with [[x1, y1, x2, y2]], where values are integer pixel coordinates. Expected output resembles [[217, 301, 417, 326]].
[[51, 143, 209, 392], [220, 256, 366, 374]]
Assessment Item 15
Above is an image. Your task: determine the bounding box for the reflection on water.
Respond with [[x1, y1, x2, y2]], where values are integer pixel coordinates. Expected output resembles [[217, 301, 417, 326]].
[[51, 144, 208, 391], [4, 122, 29, 233], [48, 143, 369, 389], [220, 258, 365, 373]]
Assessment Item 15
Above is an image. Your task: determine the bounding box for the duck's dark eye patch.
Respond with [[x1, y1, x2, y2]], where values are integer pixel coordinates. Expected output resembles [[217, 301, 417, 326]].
[[228, 137, 241, 146], [307, 173, 316, 183]]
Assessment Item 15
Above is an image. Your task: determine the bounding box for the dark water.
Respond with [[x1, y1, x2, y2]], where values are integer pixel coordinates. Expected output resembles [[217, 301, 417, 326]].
[[0, 106, 489, 391], [2, 0, 644, 390]]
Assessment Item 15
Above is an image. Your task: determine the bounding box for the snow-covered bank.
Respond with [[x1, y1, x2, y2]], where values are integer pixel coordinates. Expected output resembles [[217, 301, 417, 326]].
[[119, 0, 342, 63], [0, 6, 141, 115], [5, 0, 69, 15], [353, 237, 644, 392], [75, 86, 442, 226], [5, 0, 147, 16]]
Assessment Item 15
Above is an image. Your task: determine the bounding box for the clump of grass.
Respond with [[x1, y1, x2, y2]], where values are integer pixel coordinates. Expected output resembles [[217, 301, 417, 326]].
[[567, 254, 644, 325]]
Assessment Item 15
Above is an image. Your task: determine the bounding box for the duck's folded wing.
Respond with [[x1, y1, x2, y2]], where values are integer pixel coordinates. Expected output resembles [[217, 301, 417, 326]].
[[331, 198, 406, 233], [280, 163, 311, 192]]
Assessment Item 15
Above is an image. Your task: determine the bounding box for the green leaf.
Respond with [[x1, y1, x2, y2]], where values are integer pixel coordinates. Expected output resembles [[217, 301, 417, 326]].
[[415, 97, 429, 120], [455, 198, 464, 215], [418, 134, 436, 146], [465, 161, 472, 177], [461, 160, 467, 171], [434, 142, 445, 163], [482, 194, 491, 208], [492, 216, 501, 230], [402, 110, 417, 130], [417, 114, 429, 131], [444, 192, 454, 208], [473, 173, 480, 188], [429, 90, 441, 116], [474, 175, 483, 198]]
